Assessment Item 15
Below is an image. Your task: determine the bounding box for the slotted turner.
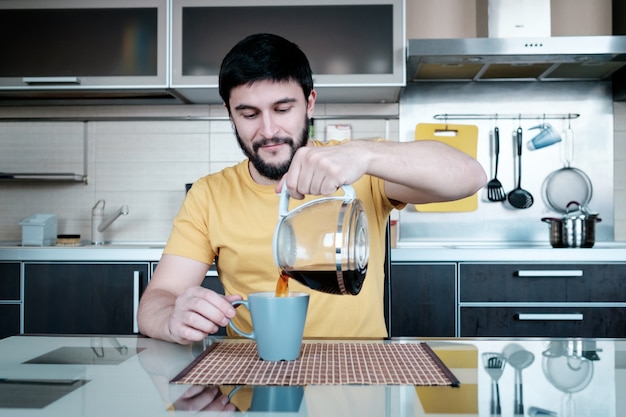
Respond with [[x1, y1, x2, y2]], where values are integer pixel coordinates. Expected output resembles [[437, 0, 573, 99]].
[[487, 127, 506, 202]]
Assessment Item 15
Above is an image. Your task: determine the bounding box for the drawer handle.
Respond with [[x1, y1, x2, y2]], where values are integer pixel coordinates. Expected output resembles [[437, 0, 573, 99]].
[[517, 270, 583, 277], [133, 271, 140, 333], [517, 313, 583, 321]]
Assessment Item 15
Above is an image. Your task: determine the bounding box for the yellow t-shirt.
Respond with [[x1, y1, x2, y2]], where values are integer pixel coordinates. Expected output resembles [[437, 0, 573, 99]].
[[163, 140, 401, 338]]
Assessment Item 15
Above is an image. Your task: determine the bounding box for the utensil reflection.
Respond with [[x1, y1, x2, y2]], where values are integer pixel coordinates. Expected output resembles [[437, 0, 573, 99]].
[[482, 352, 507, 416], [503, 343, 535, 416]]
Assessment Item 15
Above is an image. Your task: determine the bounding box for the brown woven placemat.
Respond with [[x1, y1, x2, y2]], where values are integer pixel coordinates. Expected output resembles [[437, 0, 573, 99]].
[[171, 342, 459, 387]]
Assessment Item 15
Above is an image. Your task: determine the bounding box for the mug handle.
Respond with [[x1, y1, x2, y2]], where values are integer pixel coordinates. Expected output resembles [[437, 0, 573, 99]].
[[227, 300, 255, 339], [277, 183, 356, 217]]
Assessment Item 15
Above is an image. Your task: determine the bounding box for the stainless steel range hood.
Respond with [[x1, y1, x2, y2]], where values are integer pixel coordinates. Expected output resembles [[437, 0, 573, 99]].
[[407, 35, 626, 86]]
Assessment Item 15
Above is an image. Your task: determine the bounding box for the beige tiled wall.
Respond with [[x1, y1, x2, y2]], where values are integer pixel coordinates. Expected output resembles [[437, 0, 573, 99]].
[[1, 101, 623, 244], [0, 103, 399, 244]]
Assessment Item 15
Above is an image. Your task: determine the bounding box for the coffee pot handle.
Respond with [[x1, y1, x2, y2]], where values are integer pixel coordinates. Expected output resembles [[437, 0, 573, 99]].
[[278, 183, 356, 217]]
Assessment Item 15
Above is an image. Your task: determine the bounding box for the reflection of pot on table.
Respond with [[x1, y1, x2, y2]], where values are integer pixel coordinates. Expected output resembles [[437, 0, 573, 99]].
[[542, 341, 595, 417]]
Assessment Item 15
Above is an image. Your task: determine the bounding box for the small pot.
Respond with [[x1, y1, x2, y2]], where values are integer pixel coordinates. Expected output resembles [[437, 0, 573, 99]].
[[541, 202, 601, 248]]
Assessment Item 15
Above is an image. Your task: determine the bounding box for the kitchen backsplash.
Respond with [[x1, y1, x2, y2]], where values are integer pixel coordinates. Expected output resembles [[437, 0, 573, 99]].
[[0, 103, 399, 244], [398, 82, 621, 243], [0, 99, 624, 244]]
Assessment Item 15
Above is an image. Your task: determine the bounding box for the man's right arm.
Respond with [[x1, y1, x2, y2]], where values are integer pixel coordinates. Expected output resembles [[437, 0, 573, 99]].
[[137, 254, 241, 344]]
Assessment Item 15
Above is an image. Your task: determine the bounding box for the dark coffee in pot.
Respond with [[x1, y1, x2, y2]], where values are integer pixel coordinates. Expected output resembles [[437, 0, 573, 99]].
[[283, 268, 366, 295]]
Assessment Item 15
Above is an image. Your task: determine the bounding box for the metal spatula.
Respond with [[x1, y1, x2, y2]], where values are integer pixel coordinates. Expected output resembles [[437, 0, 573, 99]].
[[487, 127, 506, 202]]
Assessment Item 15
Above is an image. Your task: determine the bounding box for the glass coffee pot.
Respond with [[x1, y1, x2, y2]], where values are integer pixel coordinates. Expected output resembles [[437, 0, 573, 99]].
[[272, 184, 369, 295]]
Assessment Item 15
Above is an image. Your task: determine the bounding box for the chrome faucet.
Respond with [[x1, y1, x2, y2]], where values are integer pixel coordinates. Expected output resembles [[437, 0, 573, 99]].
[[91, 199, 129, 245]]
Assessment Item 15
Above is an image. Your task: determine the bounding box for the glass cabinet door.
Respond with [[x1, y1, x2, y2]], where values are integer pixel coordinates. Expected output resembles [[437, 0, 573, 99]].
[[0, 0, 168, 89], [171, 0, 405, 103]]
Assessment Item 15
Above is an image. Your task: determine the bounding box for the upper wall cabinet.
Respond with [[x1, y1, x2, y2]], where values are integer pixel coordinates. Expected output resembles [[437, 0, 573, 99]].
[[170, 0, 405, 104], [0, 0, 177, 104]]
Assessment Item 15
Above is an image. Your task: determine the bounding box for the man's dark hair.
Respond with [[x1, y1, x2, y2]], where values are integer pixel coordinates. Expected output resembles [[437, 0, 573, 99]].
[[218, 33, 314, 107]]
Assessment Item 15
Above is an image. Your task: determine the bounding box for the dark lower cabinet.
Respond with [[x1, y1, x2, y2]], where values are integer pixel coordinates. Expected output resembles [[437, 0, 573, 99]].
[[0, 305, 20, 339], [389, 263, 456, 337], [24, 263, 149, 335], [458, 262, 626, 337], [0, 262, 21, 339]]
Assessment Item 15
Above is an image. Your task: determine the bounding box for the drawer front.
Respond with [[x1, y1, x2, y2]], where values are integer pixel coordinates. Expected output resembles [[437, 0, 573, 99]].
[[460, 306, 626, 337], [460, 263, 626, 302], [0, 263, 20, 300]]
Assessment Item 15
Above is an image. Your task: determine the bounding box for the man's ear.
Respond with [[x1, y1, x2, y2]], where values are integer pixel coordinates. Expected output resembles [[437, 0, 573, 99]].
[[306, 90, 317, 117]]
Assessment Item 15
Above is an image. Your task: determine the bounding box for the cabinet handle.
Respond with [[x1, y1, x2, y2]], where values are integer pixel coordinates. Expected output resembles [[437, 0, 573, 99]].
[[517, 270, 583, 277], [517, 313, 583, 321], [133, 271, 140, 333], [22, 77, 81, 85]]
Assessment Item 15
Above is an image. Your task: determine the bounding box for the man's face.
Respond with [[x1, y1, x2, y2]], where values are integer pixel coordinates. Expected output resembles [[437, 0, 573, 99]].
[[227, 80, 315, 182]]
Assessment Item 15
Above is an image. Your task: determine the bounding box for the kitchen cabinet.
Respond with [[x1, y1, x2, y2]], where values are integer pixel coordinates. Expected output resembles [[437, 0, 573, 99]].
[[0, 0, 171, 102], [458, 262, 626, 337], [23, 262, 149, 335], [0, 262, 21, 339], [170, 0, 405, 104], [389, 263, 456, 337]]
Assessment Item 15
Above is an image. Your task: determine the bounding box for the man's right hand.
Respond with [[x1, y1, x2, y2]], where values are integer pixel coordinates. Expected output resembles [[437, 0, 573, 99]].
[[167, 286, 242, 345], [137, 254, 243, 344]]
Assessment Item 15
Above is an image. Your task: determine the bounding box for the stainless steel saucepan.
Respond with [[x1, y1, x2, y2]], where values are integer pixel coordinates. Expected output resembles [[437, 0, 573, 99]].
[[541, 202, 601, 248]]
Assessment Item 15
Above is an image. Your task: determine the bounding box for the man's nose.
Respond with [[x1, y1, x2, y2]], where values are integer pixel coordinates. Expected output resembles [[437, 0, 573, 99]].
[[259, 114, 279, 138]]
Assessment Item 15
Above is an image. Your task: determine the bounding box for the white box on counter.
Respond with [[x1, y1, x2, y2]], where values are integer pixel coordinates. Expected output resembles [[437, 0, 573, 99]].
[[20, 214, 57, 246]]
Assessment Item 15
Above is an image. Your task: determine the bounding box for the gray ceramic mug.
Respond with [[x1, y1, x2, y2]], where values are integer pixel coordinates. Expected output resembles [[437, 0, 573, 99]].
[[228, 292, 309, 361]]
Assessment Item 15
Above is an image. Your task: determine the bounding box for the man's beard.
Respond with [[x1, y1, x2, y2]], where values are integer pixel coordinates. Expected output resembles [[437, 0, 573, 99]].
[[235, 118, 310, 181]]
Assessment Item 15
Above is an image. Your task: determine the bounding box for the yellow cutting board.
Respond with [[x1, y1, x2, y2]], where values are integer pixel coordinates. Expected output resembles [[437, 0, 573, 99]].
[[414, 123, 479, 212]]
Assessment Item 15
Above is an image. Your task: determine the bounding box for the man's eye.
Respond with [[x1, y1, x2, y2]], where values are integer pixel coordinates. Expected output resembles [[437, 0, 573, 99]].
[[276, 107, 291, 113], [242, 113, 257, 119]]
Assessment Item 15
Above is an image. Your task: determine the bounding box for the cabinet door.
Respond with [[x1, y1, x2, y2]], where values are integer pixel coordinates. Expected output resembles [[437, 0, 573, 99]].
[[24, 263, 149, 335], [390, 263, 456, 337], [0, 305, 20, 339], [461, 307, 626, 338], [0, 0, 167, 89], [0, 262, 21, 339], [171, 0, 404, 103]]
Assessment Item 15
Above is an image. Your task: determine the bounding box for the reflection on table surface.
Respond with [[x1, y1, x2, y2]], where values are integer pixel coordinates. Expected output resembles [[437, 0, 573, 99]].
[[0, 335, 623, 416]]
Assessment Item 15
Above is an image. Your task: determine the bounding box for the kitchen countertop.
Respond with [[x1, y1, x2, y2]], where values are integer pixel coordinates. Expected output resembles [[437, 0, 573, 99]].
[[0, 241, 166, 262], [391, 241, 626, 262], [0, 334, 623, 416], [2, 240, 626, 262]]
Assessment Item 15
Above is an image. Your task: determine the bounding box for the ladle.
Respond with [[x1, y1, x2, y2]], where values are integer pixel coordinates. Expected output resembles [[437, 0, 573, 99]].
[[505, 344, 535, 416], [507, 127, 534, 209]]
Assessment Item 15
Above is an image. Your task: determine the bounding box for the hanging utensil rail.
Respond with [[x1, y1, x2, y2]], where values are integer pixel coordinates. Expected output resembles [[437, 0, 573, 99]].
[[433, 113, 580, 121]]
